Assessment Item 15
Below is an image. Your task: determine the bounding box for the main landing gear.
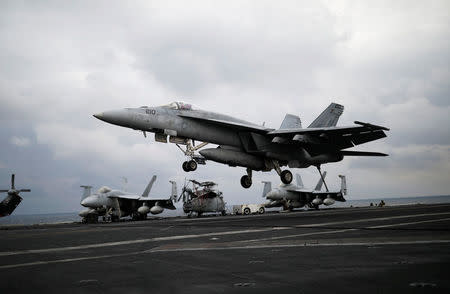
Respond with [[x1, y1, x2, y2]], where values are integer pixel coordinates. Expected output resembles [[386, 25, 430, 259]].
[[240, 168, 252, 189], [273, 160, 293, 185], [240, 161, 293, 189]]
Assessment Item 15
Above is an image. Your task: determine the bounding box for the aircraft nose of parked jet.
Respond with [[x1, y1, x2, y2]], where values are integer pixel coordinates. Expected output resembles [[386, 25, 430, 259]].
[[81, 197, 96, 208]]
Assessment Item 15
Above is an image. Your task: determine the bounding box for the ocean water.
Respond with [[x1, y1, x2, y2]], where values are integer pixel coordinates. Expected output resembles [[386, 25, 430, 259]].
[[1, 195, 449, 226]]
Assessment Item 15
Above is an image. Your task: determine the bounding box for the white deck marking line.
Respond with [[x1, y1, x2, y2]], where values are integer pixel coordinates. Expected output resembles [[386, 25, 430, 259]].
[[1, 212, 449, 257], [237, 229, 357, 243], [147, 240, 450, 253], [239, 217, 450, 243], [295, 212, 450, 228], [0, 251, 143, 270], [0, 228, 287, 257], [2, 240, 449, 270], [368, 217, 450, 228]]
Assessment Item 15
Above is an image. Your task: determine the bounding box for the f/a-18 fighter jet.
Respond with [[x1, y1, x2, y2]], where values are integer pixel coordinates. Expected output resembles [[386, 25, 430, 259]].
[[0, 174, 30, 217], [94, 101, 389, 188], [79, 175, 176, 223], [262, 172, 347, 210]]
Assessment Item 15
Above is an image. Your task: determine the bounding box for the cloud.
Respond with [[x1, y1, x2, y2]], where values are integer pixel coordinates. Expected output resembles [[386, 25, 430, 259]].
[[10, 136, 31, 147]]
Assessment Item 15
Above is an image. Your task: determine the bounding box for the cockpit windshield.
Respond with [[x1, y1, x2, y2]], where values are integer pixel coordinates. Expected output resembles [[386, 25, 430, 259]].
[[162, 101, 194, 110]]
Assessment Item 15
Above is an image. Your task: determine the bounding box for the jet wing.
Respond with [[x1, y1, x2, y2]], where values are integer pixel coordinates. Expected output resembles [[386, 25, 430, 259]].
[[285, 188, 315, 193], [268, 121, 389, 149], [178, 112, 272, 133], [107, 194, 141, 200]]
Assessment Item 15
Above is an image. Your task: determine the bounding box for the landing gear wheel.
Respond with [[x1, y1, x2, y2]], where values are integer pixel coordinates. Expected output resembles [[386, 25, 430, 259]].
[[188, 160, 197, 171], [182, 161, 190, 172], [221, 210, 226, 216], [280, 170, 293, 184], [258, 207, 265, 214], [243, 207, 251, 215], [240, 175, 252, 188]]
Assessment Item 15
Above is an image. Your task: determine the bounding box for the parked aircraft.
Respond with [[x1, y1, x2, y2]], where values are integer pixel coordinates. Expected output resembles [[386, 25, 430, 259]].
[[262, 173, 347, 210], [94, 101, 389, 188], [0, 174, 30, 217], [79, 175, 176, 223], [178, 179, 226, 217]]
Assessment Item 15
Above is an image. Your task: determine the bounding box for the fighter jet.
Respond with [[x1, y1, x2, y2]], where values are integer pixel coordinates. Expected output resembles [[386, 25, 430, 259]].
[[0, 174, 30, 217], [94, 101, 389, 188], [79, 175, 176, 223], [262, 173, 347, 210]]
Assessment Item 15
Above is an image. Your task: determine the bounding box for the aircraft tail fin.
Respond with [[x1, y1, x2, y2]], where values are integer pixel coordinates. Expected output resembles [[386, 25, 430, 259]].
[[142, 175, 157, 197], [314, 171, 327, 191], [339, 175, 347, 195], [308, 103, 344, 128], [80, 185, 93, 200], [261, 181, 272, 198], [296, 174, 304, 188], [169, 180, 177, 201], [11, 174, 15, 190], [279, 114, 302, 129], [273, 114, 302, 143]]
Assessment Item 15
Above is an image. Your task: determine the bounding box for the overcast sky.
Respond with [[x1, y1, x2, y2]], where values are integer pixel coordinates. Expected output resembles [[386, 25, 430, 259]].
[[0, 0, 449, 214]]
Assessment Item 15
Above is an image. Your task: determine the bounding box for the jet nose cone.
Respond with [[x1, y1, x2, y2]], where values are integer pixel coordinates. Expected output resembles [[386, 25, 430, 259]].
[[80, 199, 88, 207], [93, 112, 104, 119], [81, 198, 93, 207], [93, 109, 130, 126]]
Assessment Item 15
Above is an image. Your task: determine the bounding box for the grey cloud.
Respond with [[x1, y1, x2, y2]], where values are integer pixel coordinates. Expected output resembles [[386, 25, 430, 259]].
[[1, 1, 449, 214]]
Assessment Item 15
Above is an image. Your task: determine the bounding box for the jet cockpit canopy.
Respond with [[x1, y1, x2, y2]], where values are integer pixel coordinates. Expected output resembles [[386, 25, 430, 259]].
[[162, 101, 194, 110]]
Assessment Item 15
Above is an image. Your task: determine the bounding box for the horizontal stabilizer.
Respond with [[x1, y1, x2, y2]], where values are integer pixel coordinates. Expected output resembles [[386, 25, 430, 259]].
[[354, 121, 390, 131], [341, 151, 388, 156]]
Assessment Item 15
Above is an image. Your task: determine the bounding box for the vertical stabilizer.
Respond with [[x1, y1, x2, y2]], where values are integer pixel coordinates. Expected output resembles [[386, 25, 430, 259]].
[[279, 114, 302, 129], [339, 175, 347, 195], [261, 181, 272, 198], [11, 174, 15, 190], [273, 114, 302, 143], [295, 174, 304, 188], [142, 175, 157, 197], [314, 171, 327, 191], [80, 185, 93, 200], [308, 103, 344, 128], [169, 180, 177, 201]]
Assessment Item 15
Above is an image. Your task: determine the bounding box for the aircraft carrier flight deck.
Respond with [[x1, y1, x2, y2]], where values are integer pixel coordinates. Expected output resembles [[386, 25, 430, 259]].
[[1, 204, 449, 294]]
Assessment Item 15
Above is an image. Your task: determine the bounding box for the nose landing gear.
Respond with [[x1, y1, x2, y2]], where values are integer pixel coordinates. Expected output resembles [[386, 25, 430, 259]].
[[176, 139, 208, 173], [182, 160, 198, 172]]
